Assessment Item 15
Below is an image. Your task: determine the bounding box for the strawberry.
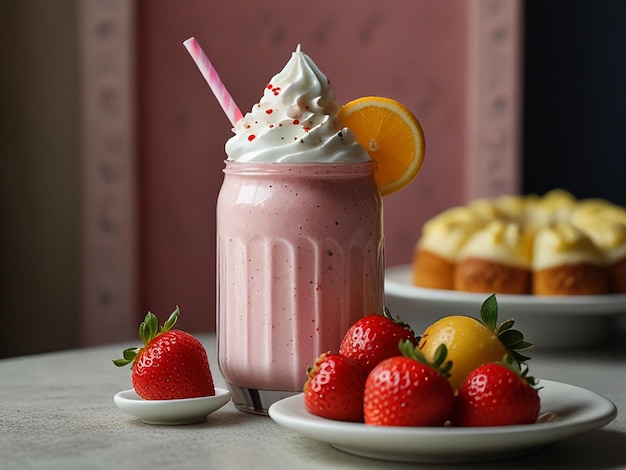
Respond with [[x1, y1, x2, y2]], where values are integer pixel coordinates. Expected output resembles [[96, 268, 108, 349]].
[[449, 354, 541, 427], [363, 340, 454, 426], [113, 307, 215, 400], [303, 352, 366, 422], [339, 308, 417, 375]]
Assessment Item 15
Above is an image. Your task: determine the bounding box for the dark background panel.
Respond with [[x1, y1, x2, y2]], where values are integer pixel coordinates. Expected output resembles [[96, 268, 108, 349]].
[[523, 0, 626, 205]]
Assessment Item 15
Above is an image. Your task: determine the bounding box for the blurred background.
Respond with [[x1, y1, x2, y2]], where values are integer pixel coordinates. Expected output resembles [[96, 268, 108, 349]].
[[1, 0, 625, 358]]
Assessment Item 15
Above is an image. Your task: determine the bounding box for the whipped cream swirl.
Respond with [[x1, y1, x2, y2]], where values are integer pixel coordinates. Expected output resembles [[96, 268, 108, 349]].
[[225, 45, 370, 163]]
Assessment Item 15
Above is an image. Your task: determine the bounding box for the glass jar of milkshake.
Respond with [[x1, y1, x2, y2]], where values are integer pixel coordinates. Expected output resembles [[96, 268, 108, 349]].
[[217, 46, 384, 414]]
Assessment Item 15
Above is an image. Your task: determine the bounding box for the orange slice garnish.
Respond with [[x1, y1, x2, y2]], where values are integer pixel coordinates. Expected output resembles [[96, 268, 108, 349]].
[[338, 97, 425, 196]]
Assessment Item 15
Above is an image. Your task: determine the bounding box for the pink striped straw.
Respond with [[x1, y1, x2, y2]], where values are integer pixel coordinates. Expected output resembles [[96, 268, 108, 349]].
[[183, 37, 243, 127]]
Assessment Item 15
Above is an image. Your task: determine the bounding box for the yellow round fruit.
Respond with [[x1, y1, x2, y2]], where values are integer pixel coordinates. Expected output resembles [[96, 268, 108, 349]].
[[419, 315, 508, 390]]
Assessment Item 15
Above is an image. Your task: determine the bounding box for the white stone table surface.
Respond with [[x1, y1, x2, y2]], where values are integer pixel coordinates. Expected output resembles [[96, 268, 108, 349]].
[[1, 330, 626, 470]]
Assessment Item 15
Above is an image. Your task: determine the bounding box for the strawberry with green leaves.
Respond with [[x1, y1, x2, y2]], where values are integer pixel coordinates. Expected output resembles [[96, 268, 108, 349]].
[[303, 352, 366, 422], [339, 308, 417, 375], [450, 354, 541, 427], [114, 307, 215, 400], [364, 339, 454, 426]]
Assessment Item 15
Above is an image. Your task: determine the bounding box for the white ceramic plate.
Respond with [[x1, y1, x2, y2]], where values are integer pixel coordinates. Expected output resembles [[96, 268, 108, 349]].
[[114, 387, 231, 425], [268, 380, 617, 464], [384, 264, 626, 349]]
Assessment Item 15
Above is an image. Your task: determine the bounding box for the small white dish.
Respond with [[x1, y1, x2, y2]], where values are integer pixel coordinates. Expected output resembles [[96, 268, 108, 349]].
[[114, 387, 232, 425], [385, 264, 626, 348], [268, 380, 617, 464]]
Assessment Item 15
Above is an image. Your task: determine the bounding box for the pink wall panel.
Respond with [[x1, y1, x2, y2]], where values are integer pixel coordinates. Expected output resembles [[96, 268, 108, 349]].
[[136, 1, 478, 333]]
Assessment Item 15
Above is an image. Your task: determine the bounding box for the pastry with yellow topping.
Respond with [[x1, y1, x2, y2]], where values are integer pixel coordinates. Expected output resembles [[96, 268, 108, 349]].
[[411, 189, 626, 295], [454, 220, 533, 294], [532, 221, 609, 295], [412, 207, 485, 290], [570, 204, 626, 293]]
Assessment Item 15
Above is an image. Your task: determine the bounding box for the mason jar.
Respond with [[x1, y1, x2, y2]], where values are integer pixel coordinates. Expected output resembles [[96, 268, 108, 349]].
[[216, 160, 384, 414]]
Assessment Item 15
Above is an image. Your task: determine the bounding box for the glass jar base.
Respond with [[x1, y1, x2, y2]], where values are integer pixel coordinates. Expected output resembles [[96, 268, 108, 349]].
[[227, 383, 300, 415]]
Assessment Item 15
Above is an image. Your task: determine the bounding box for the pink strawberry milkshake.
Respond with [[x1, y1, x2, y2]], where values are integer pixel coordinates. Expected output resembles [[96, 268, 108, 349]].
[[217, 45, 384, 413]]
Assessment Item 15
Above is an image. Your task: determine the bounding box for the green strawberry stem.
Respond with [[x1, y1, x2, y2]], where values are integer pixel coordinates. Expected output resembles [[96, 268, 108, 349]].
[[499, 353, 540, 388], [113, 306, 180, 368], [381, 306, 415, 335], [481, 294, 533, 364], [139, 306, 179, 345], [398, 339, 453, 378]]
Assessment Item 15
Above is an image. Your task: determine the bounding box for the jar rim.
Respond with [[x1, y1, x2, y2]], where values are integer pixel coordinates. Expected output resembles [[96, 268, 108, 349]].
[[223, 160, 377, 176]]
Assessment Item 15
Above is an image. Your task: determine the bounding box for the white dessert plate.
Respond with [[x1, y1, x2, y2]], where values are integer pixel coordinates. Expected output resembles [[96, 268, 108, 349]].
[[114, 387, 231, 425], [268, 380, 617, 464], [384, 264, 626, 349]]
